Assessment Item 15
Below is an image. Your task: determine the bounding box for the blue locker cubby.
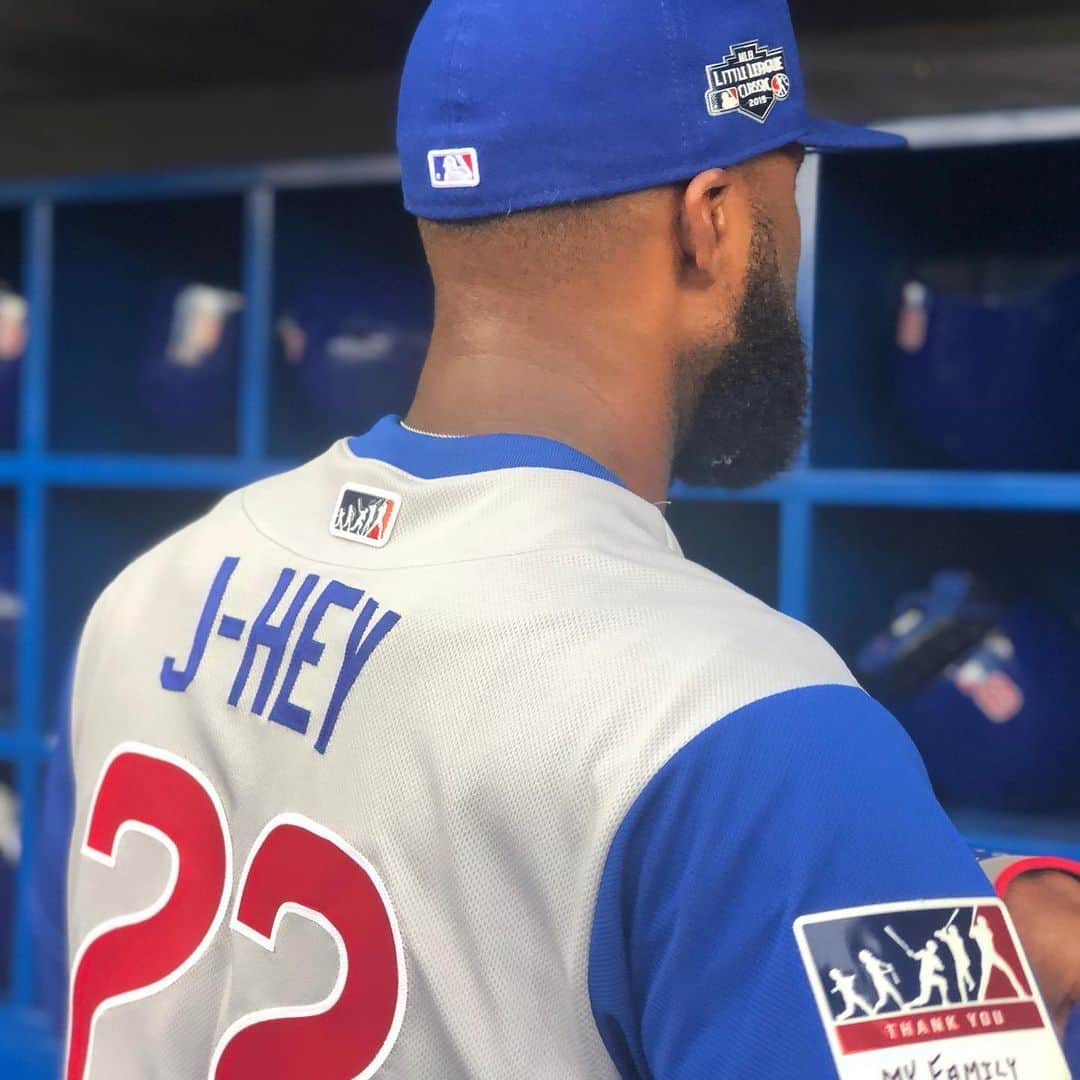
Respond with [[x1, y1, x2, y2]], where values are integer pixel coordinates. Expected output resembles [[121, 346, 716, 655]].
[[666, 501, 780, 608], [793, 109, 1080, 868], [0, 110, 1077, 1073], [811, 136, 1080, 472], [809, 506, 1080, 662], [50, 196, 245, 457], [270, 182, 430, 459]]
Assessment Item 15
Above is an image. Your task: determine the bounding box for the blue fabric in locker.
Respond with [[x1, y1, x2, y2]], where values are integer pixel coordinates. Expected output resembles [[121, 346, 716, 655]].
[[891, 604, 1080, 812], [859, 573, 1080, 813], [139, 281, 243, 439], [895, 273, 1080, 470], [279, 261, 432, 435]]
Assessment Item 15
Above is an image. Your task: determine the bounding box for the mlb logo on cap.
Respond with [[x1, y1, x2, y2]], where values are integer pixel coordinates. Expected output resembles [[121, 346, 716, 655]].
[[717, 88, 739, 113], [428, 148, 481, 189]]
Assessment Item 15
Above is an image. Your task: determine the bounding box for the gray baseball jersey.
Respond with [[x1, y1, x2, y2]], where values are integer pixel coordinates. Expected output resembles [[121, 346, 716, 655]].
[[63, 418, 1067, 1079]]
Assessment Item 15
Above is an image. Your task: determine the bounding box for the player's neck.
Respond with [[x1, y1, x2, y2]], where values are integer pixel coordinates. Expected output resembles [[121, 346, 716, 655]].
[[407, 297, 676, 506]]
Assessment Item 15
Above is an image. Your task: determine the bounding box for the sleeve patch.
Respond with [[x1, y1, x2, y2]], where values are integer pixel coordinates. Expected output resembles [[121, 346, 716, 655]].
[[793, 898, 1069, 1079]]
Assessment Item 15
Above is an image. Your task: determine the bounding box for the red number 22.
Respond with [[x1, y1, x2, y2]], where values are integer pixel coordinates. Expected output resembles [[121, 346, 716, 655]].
[[66, 744, 407, 1080]]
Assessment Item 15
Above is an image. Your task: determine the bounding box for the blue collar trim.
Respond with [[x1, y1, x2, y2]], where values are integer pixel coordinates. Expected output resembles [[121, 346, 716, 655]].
[[347, 416, 626, 488]]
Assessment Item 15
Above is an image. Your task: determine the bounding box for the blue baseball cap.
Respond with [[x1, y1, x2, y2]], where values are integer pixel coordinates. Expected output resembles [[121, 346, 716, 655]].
[[398, 0, 906, 221]]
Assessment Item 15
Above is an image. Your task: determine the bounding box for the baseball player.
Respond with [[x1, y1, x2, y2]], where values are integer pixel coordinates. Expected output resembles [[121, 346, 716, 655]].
[[828, 968, 874, 1022], [40, 0, 1080, 1077], [935, 917, 976, 1003], [859, 948, 906, 1014], [904, 939, 951, 1009], [971, 912, 1027, 1001]]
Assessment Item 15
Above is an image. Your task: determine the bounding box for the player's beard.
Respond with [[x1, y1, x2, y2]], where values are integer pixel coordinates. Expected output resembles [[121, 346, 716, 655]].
[[672, 209, 808, 490]]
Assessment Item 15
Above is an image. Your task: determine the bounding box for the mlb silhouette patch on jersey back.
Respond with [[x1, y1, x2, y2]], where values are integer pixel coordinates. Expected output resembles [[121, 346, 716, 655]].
[[330, 485, 401, 548], [794, 898, 1066, 1079]]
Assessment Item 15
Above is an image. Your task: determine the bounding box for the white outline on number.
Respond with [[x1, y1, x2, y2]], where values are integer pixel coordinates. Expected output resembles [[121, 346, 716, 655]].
[[208, 812, 408, 1080], [65, 742, 233, 1080]]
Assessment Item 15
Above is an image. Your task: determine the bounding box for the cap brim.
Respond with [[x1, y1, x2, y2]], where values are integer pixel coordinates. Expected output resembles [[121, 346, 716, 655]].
[[798, 115, 908, 152]]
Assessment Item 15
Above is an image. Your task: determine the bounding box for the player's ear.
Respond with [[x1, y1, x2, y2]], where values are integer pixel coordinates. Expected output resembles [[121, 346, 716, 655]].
[[678, 168, 733, 279]]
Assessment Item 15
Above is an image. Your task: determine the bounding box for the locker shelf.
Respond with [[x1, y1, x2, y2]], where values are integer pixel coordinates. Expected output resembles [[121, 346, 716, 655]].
[[950, 809, 1080, 863], [676, 469, 1080, 511]]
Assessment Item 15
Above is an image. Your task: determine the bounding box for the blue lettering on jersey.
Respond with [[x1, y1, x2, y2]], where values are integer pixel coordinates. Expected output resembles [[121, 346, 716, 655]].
[[318, 595, 401, 753], [161, 556, 240, 691], [229, 568, 320, 713], [160, 556, 401, 754], [269, 580, 365, 736]]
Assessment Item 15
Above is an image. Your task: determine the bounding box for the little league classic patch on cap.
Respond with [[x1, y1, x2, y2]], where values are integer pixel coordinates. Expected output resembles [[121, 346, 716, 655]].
[[397, 0, 906, 221]]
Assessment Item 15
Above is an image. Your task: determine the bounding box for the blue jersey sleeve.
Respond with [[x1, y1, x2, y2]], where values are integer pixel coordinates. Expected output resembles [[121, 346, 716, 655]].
[[587, 684, 995, 1078]]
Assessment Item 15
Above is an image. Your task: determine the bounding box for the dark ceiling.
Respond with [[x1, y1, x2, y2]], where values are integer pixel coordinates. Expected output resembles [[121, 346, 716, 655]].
[[0, 0, 1076, 107], [0, 1, 419, 105]]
